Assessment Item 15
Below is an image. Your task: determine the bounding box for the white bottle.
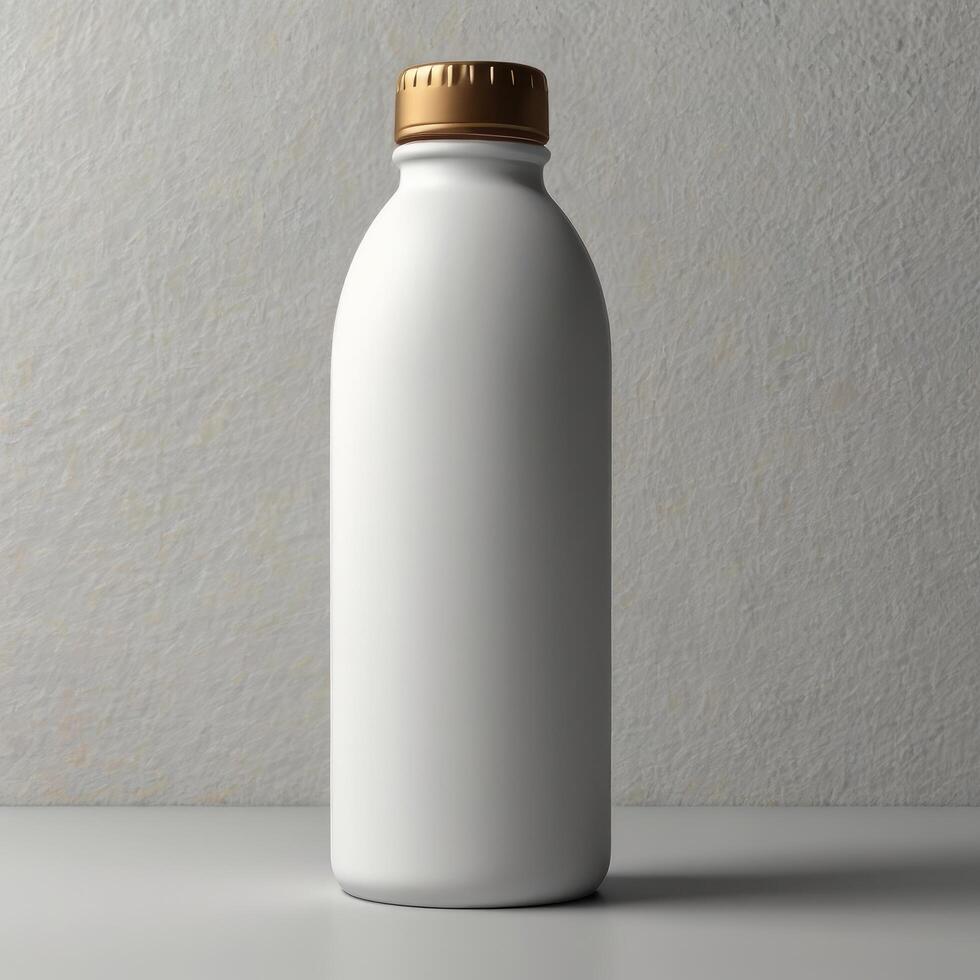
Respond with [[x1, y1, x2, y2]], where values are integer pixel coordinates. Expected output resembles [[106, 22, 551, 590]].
[[330, 61, 610, 907]]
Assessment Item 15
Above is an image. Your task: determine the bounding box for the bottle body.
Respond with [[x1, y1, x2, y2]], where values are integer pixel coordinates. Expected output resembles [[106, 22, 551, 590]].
[[330, 140, 610, 907]]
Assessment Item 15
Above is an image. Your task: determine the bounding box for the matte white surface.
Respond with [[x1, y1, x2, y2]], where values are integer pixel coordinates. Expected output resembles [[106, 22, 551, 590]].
[[2, 2, 979, 805], [331, 139, 610, 906], [1, 806, 978, 979]]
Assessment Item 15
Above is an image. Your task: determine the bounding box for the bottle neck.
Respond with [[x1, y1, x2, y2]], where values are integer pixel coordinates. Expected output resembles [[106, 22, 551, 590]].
[[393, 139, 550, 190]]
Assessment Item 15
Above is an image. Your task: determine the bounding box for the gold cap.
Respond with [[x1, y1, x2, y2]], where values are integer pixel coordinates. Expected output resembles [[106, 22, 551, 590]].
[[394, 61, 548, 145]]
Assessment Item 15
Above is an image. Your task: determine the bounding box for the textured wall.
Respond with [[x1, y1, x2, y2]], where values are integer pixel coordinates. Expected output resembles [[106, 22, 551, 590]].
[[1, 1, 978, 804]]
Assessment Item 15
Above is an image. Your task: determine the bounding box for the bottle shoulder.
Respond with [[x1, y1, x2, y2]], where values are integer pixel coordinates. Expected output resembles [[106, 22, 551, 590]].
[[367, 180, 581, 250], [338, 181, 606, 322]]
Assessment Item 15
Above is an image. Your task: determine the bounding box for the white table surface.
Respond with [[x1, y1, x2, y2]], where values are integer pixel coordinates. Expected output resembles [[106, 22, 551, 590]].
[[1, 806, 977, 979]]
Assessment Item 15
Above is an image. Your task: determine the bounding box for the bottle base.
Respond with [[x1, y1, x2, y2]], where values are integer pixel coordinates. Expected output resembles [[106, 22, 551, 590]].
[[338, 883, 602, 910], [335, 869, 607, 909]]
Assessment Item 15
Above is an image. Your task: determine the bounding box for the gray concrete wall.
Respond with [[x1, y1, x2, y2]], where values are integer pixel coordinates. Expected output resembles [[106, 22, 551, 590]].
[[2, 0, 978, 803]]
